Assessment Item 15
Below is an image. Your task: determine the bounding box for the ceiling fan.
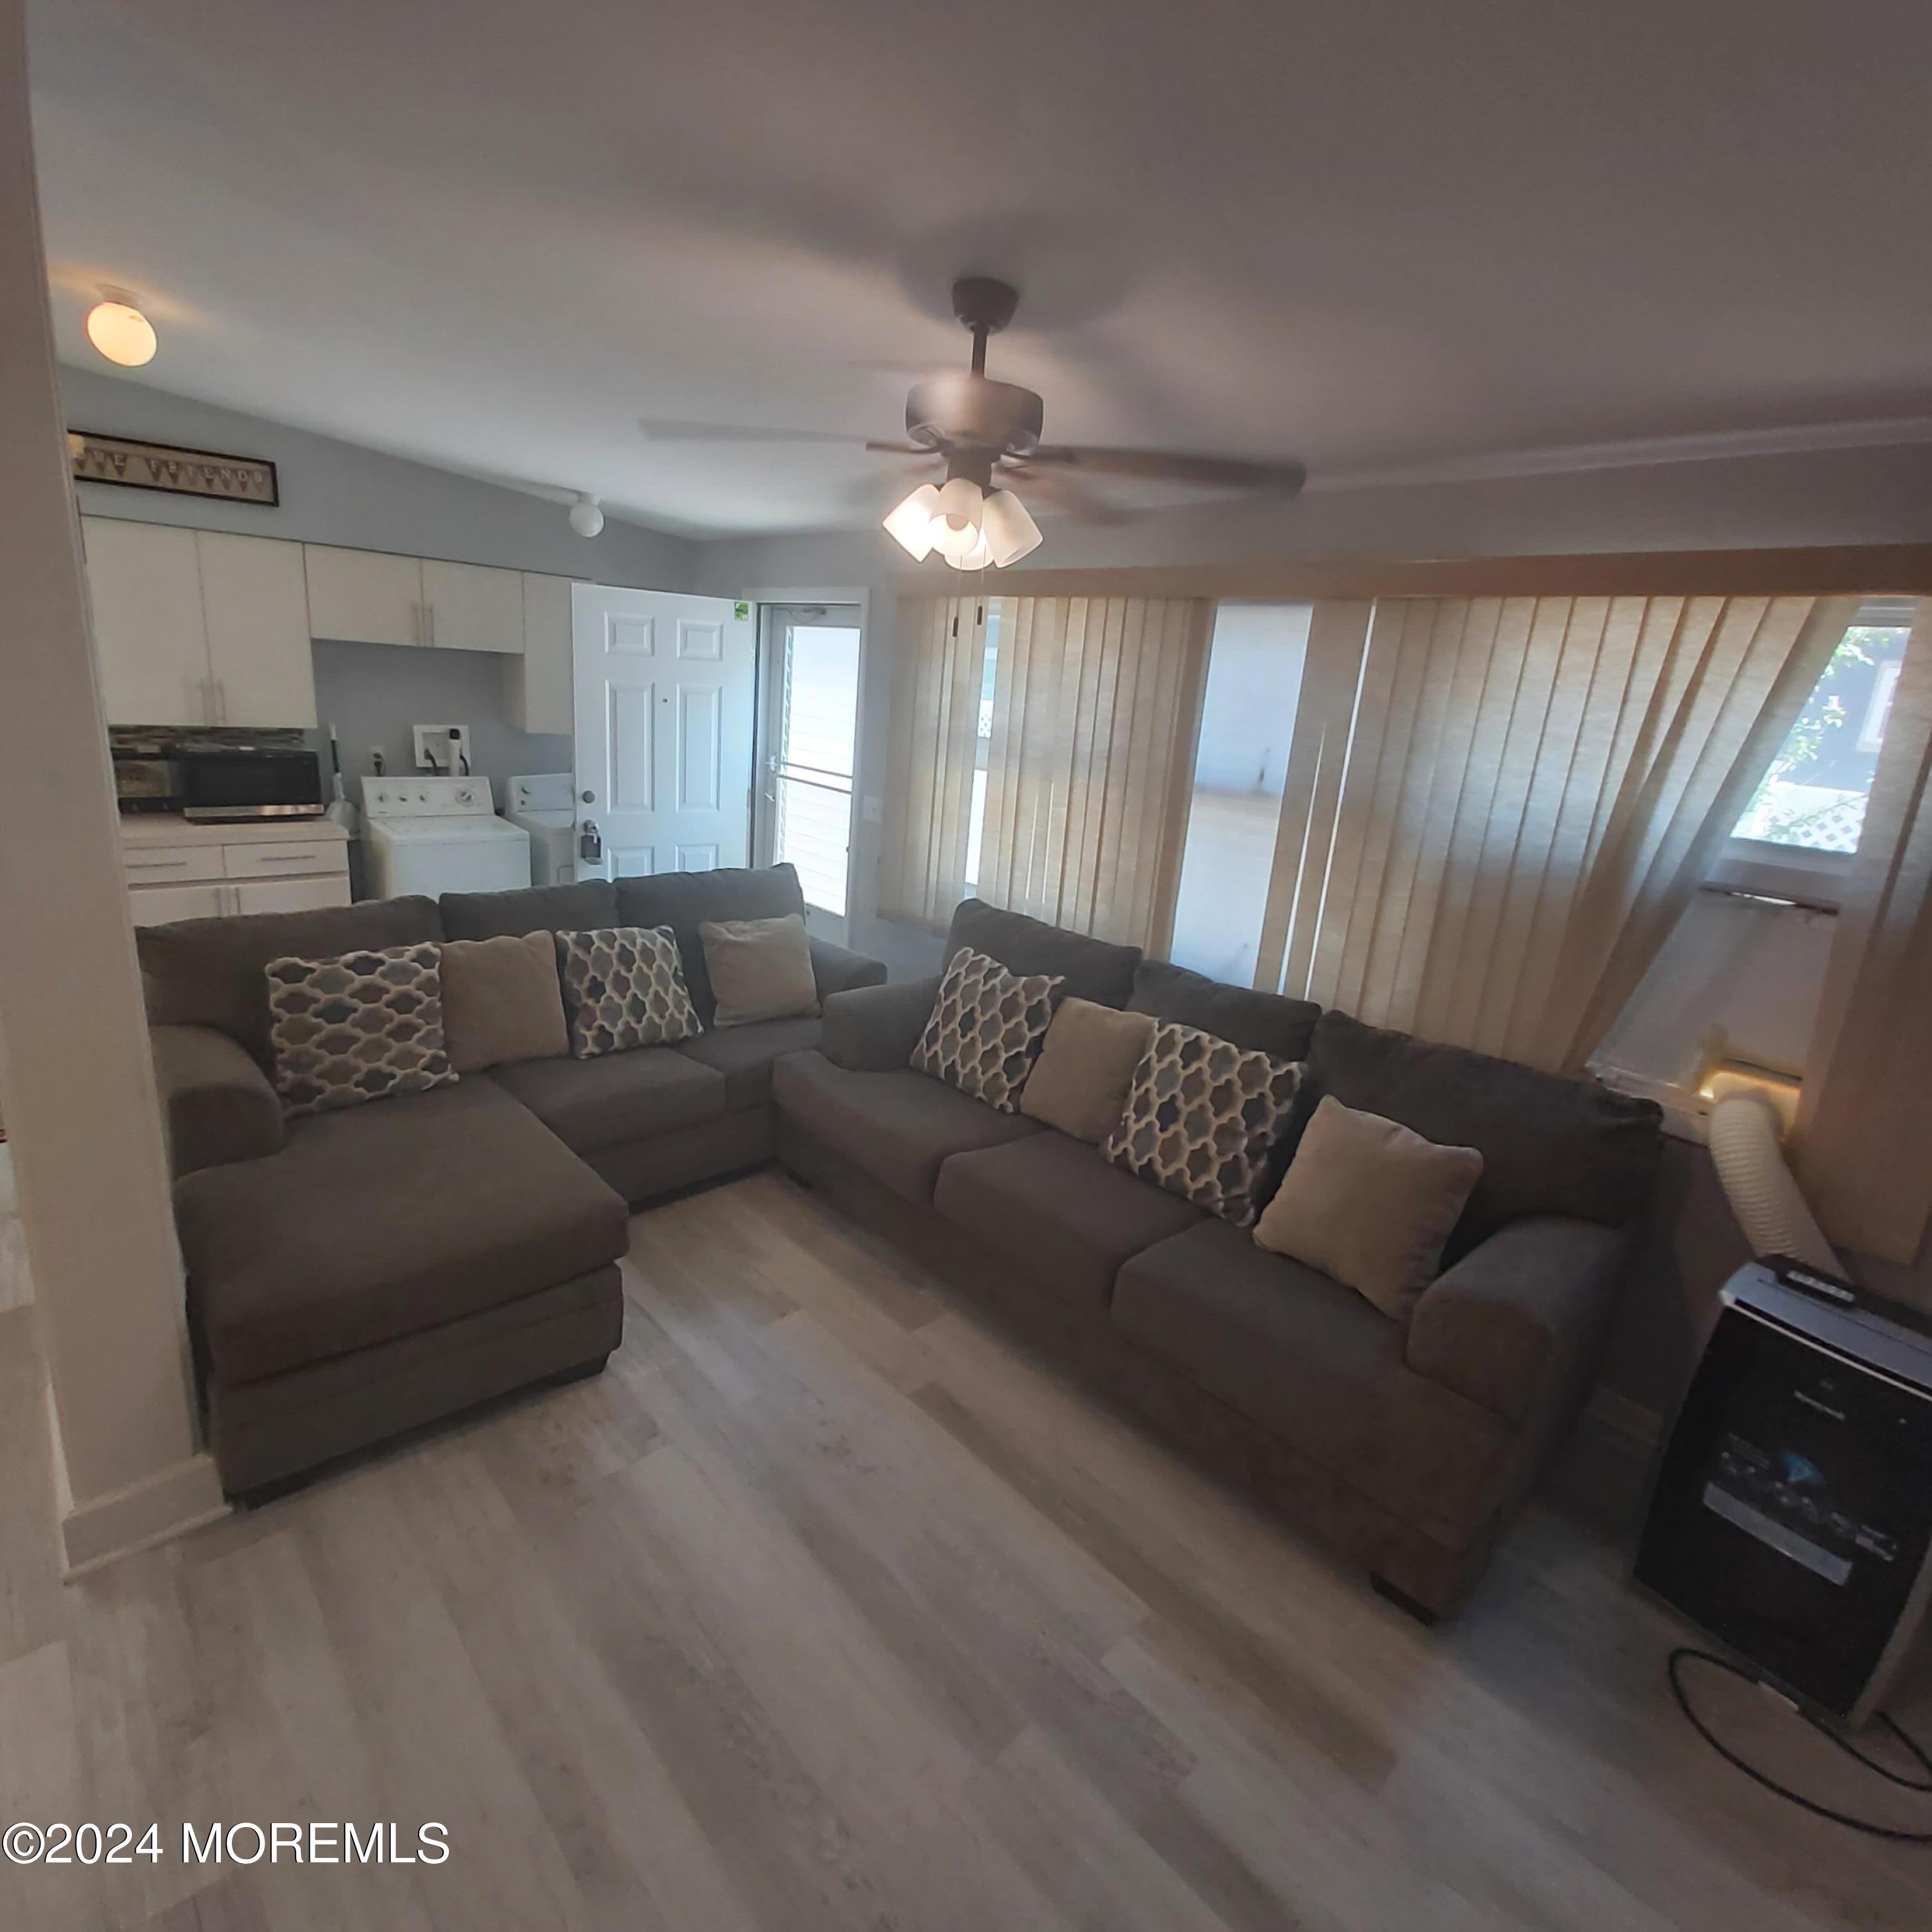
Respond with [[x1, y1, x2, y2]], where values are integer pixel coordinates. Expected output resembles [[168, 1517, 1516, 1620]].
[[641, 276, 1308, 569]]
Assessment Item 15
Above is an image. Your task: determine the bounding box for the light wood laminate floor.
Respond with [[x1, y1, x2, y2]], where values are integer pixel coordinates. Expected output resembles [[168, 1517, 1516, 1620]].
[[3, 1170, 1929, 1930]]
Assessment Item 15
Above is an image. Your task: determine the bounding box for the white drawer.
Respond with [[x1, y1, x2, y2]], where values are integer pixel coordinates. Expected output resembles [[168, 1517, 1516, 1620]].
[[222, 838, 349, 880], [122, 842, 225, 886]]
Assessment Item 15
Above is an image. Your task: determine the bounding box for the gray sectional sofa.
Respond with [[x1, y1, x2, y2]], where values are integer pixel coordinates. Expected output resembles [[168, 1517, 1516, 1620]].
[[774, 898, 1662, 1616], [139, 864, 883, 1499]]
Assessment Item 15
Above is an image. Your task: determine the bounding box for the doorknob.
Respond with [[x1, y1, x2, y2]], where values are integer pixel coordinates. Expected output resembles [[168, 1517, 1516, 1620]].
[[578, 820, 603, 864]]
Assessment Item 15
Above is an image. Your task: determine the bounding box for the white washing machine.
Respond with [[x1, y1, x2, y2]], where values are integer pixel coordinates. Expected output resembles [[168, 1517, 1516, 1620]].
[[360, 777, 531, 899], [506, 773, 578, 887]]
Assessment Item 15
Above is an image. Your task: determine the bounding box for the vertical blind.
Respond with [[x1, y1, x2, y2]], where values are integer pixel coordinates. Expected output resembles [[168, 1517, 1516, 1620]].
[[977, 596, 1213, 950], [1255, 592, 1857, 1072], [1797, 598, 1932, 1265], [876, 596, 985, 929]]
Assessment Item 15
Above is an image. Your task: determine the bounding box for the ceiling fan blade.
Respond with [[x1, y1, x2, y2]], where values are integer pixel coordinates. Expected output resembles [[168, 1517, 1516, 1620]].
[[999, 462, 1130, 526], [1027, 446, 1307, 494], [639, 417, 871, 446]]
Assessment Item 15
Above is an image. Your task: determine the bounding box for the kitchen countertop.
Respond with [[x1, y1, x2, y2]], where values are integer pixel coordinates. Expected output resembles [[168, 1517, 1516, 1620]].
[[119, 813, 352, 848]]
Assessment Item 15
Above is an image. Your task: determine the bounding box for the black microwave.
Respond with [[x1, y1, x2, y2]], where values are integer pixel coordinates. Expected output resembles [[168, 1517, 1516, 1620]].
[[178, 746, 325, 822]]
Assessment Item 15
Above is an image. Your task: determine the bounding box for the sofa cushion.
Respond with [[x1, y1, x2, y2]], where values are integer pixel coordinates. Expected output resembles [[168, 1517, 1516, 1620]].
[[912, 947, 1062, 1113], [1102, 1020, 1303, 1226], [675, 1015, 823, 1110], [935, 1133, 1204, 1311], [439, 879, 617, 942], [1112, 1218, 1515, 1533], [1130, 958, 1320, 1061], [175, 1076, 628, 1386], [616, 865, 808, 1024], [489, 1046, 726, 1154], [555, 926, 702, 1055], [1020, 997, 1157, 1143], [772, 1052, 1043, 1203], [265, 942, 457, 1119], [1302, 1010, 1663, 1256], [1255, 1096, 1483, 1321], [439, 933, 569, 1074], [139, 895, 442, 1068], [945, 898, 1141, 1009], [702, 912, 820, 1027]]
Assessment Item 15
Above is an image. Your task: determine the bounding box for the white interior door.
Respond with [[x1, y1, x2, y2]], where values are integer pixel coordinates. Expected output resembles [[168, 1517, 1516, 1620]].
[[572, 584, 755, 879]]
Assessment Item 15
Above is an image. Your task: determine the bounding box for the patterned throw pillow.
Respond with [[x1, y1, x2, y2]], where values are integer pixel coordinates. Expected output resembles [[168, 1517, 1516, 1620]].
[[265, 942, 456, 1119], [554, 925, 701, 1057], [1102, 1020, 1302, 1225], [911, 946, 1063, 1113]]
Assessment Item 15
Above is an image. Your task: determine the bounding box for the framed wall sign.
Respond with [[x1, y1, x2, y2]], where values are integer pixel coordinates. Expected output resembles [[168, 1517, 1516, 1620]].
[[68, 430, 279, 506]]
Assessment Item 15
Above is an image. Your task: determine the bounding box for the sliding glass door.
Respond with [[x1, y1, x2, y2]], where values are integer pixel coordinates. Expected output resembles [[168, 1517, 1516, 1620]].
[[755, 604, 862, 916]]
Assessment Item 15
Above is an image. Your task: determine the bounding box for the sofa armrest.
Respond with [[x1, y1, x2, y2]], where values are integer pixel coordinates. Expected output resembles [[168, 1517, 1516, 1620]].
[[150, 1024, 285, 1179], [1405, 1217, 1625, 1424], [819, 974, 942, 1072], [810, 935, 888, 1002]]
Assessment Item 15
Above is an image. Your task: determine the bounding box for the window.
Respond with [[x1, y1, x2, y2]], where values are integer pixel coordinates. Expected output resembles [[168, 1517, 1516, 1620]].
[[1728, 601, 1913, 862], [759, 605, 861, 914], [1167, 603, 1312, 985], [961, 602, 1001, 892]]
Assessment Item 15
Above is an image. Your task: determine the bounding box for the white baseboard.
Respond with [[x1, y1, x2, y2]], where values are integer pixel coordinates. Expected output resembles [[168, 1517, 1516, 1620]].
[[59, 1450, 229, 1578]]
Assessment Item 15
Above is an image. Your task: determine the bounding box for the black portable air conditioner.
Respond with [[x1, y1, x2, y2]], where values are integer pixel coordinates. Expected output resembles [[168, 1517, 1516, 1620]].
[[1636, 1260, 1932, 1725]]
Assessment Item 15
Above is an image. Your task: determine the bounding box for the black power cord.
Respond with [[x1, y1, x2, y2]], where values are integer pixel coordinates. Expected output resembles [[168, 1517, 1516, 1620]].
[[1669, 1647, 1932, 1842]]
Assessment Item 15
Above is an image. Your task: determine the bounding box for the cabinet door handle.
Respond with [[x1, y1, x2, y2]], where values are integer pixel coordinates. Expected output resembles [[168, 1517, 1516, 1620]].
[[426, 602, 436, 646]]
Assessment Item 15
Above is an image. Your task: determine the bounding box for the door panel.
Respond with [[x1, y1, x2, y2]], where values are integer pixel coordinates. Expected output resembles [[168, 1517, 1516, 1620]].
[[83, 518, 212, 725], [305, 545, 424, 646], [422, 558, 524, 653], [199, 532, 316, 726], [573, 585, 753, 880]]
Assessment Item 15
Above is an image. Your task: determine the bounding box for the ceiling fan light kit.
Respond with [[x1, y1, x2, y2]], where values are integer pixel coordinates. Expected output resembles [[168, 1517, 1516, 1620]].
[[879, 276, 1302, 568], [84, 286, 157, 366], [567, 491, 605, 537]]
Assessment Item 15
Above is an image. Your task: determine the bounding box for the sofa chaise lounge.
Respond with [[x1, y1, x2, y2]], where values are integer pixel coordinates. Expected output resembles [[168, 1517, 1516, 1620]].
[[140, 864, 883, 1499]]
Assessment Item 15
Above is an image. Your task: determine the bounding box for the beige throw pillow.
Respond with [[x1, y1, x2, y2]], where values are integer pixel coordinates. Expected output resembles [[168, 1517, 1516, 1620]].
[[701, 913, 820, 1028], [1020, 997, 1157, 1143], [1254, 1095, 1483, 1320], [439, 932, 569, 1073]]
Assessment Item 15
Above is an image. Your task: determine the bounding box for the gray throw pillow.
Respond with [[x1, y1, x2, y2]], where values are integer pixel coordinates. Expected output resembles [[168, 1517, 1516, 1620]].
[[701, 913, 820, 1028], [1254, 1095, 1484, 1319], [554, 925, 701, 1057], [265, 942, 457, 1118], [439, 932, 569, 1073], [1101, 1019, 1302, 1225], [911, 946, 1062, 1113]]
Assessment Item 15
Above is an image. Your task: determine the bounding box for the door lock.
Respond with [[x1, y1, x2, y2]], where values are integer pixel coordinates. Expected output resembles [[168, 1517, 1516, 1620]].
[[578, 819, 603, 864], [581, 788, 595, 804]]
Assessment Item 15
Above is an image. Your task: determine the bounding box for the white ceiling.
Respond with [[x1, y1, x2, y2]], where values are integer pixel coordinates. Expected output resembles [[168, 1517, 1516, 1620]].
[[28, 0, 1932, 537]]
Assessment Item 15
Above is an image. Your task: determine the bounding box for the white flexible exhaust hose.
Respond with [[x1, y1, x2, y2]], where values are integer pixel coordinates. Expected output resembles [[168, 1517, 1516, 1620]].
[[1707, 1088, 1840, 1274]]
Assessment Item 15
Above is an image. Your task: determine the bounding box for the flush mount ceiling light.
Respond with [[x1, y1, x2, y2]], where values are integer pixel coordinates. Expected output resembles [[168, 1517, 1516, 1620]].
[[567, 491, 605, 537], [84, 287, 157, 367]]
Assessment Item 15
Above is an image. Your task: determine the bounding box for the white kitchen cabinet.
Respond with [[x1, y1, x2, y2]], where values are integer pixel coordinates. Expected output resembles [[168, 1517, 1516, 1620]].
[[82, 518, 318, 728], [229, 875, 352, 916], [304, 544, 426, 647], [198, 531, 317, 728], [128, 881, 229, 926], [84, 519, 211, 725], [511, 571, 574, 732], [422, 558, 524, 654]]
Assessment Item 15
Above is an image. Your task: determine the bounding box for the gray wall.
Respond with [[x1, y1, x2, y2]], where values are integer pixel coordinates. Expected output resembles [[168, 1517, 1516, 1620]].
[[692, 436, 1932, 1428], [62, 366, 699, 585], [310, 639, 571, 803]]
